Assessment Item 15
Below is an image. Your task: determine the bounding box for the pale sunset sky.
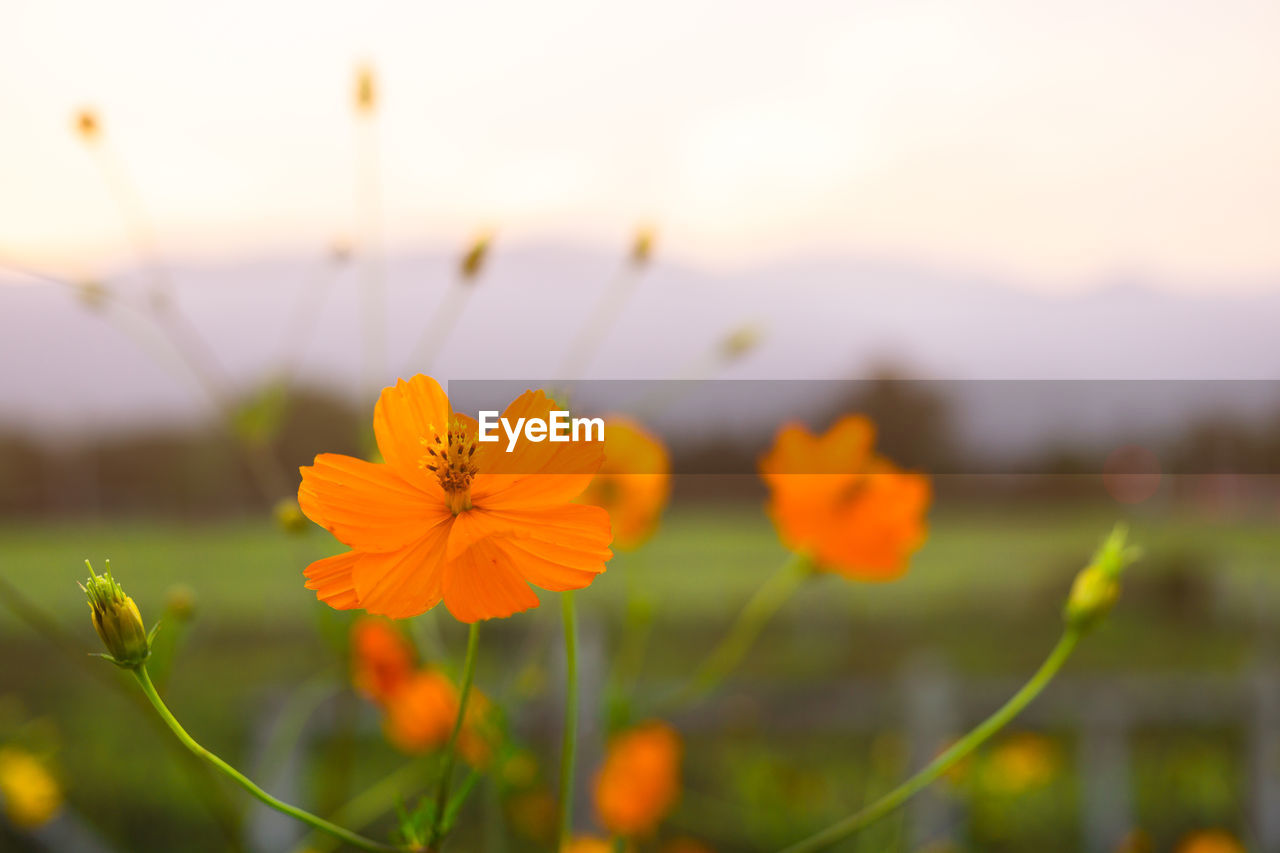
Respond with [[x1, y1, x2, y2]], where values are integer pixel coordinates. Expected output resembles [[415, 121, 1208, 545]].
[[2, 0, 1279, 290]]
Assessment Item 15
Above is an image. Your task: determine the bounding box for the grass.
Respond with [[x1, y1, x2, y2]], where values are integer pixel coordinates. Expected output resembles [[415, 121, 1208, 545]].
[[0, 498, 1276, 851], [3, 498, 1277, 630]]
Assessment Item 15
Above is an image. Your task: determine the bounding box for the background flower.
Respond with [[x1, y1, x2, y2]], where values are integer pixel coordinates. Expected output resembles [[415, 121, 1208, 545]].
[[578, 416, 671, 550], [760, 415, 931, 580], [0, 746, 61, 829], [593, 720, 681, 837]]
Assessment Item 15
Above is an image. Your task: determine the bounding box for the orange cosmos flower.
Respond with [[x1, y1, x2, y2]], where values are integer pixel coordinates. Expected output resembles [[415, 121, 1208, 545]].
[[578, 417, 671, 550], [350, 618, 414, 705], [593, 721, 681, 837], [299, 375, 613, 622], [382, 669, 458, 752], [759, 415, 930, 580], [382, 670, 501, 764]]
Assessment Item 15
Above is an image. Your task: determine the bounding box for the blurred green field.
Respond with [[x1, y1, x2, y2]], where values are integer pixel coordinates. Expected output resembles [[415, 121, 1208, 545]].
[[1, 499, 1276, 851], [3, 498, 1277, 631]]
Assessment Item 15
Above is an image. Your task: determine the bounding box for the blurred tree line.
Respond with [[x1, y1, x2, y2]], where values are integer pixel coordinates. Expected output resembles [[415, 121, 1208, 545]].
[[0, 388, 362, 517], [3, 374, 1280, 515]]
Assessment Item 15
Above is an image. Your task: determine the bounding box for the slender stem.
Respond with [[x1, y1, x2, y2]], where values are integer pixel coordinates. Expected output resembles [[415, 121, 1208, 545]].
[[556, 263, 639, 379], [779, 628, 1083, 853], [557, 591, 580, 849], [131, 666, 405, 852], [294, 759, 428, 853], [665, 551, 811, 710], [429, 621, 481, 847], [405, 275, 475, 375], [3, 575, 248, 850]]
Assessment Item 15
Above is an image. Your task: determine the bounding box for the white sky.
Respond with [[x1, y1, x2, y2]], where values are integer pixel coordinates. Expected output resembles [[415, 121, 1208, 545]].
[[3, 0, 1279, 288]]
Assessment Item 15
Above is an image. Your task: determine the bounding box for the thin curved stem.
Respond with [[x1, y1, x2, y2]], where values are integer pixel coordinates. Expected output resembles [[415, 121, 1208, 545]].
[[1, 576, 247, 850], [557, 591, 580, 849], [779, 628, 1083, 853], [429, 621, 481, 847], [556, 263, 639, 379], [131, 666, 406, 852], [291, 759, 427, 853], [663, 551, 811, 711]]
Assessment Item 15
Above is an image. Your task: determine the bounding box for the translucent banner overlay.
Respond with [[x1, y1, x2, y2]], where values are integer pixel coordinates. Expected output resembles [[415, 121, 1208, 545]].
[[448, 379, 1280, 475]]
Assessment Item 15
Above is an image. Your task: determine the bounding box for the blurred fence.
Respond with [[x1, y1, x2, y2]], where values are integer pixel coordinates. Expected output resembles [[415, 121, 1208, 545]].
[[666, 661, 1280, 852]]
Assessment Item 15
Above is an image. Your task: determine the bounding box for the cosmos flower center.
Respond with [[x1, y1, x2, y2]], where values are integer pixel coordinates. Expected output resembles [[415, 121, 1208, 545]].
[[419, 418, 479, 514]]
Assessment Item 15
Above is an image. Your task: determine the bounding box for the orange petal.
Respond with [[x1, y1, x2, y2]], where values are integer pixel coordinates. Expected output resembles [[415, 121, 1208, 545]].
[[493, 538, 603, 591], [300, 453, 449, 551], [445, 504, 612, 564], [486, 504, 615, 561], [442, 537, 540, 623], [471, 390, 603, 508], [353, 519, 453, 619], [372, 375, 452, 491], [303, 551, 361, 610]]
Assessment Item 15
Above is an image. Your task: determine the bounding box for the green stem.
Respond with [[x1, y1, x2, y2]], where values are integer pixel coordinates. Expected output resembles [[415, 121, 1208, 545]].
[[779, 628, 1083, 853], [557, 591, 580, 849], [667, 551, 811, 709], [131, 666, 405, 852], [429, 621, 481, 847], [291, 759, 427, 853], [2, 575, 247, 851]]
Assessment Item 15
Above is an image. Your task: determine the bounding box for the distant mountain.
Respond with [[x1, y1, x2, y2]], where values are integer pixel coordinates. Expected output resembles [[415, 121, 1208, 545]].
[[3, 246, 1279, 456]]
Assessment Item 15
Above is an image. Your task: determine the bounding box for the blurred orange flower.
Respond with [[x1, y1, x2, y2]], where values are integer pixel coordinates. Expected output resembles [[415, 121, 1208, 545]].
[[980, 732, 1059, 795], [354, 65, 377, 113], [73, 109, 99, 142], [593, 721, 681, 837], [381, 669, 501, 764], [350, 618, 414, 705], [0, 746, 61, 829], [759, 415, 930, 580], [383, 670, 457, 753], [300, 375, 613, 622], [578, 417, 671, 550], [1175, 830, 1244, 853]]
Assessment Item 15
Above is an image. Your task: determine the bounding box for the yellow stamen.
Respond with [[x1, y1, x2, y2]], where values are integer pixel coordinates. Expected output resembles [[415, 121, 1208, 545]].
[[419, 417, 479, 514]]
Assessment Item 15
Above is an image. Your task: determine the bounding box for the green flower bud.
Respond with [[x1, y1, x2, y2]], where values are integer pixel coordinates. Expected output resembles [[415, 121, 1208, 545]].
[[631, 226, 656, 268], [720, 324, 763, 362], [81, 560, 153, 669], [460, 232, 492, 282], [164, 584, 197, 622], [273, 497, 309, 535], [1064, 525, 1141, 632]]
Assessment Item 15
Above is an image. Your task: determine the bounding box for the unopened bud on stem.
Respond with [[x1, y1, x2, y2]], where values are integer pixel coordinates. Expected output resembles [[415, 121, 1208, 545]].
[[81, 560, 154, 669], [460, 232, 492, 282], [1064, 524, 1140, 632]]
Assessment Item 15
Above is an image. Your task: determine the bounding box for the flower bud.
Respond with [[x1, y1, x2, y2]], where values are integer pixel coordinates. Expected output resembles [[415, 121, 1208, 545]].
[[74, 109, 100, 142], [354, 65, 377, 114], [631, 226, 656, 268], [74, 280, 109, 312], [720, 324, 763, 362], [165, 584, 197, 622], [1064, 525, 1140, 632], [274, 497, 309, 535], [460, 232, 492, 282], [81, 560, 152, 669]]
